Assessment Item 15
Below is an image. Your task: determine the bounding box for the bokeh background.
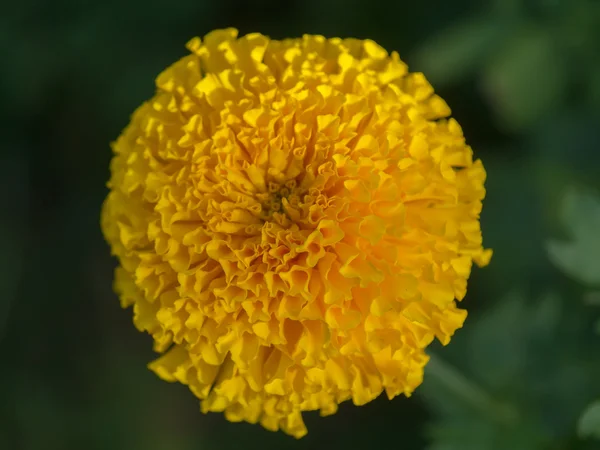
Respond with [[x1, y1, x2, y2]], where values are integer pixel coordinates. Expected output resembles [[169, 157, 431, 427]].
[[2, 0, 600, 449]]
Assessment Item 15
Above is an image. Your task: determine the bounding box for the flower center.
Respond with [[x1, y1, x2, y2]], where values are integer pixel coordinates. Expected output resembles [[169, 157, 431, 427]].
[[258, 179, 304, 222]]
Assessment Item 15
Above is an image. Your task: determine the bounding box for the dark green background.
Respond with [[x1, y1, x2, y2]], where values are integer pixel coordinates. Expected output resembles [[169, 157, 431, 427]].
[[2, 0, 600, 449]]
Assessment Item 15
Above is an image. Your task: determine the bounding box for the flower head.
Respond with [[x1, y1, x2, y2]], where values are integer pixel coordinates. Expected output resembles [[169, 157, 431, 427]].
[[101, 28, 491, 438]]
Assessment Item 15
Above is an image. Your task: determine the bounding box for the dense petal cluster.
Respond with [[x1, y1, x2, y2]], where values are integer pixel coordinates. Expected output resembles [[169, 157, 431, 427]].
[[101, 28, 491, 438]]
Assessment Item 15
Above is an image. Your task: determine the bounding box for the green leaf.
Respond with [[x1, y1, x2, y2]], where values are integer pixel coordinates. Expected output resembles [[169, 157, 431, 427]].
[[582, 292, 600, 334], [466, 293, 528, 390], [546, 187, 600, 286], [578, 401, 600, 439], [583, 291, 600, 307], [421, 290, 600, 450], [528, 292, 562, 341], [411, 15, 505, 87], [423, 351, 547, 450], [481, 24, 567, 132], [427, 417, 546, 450]]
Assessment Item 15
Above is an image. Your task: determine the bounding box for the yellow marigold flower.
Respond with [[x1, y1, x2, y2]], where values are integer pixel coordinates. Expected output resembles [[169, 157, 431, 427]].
[[101, 28, 491, 438]]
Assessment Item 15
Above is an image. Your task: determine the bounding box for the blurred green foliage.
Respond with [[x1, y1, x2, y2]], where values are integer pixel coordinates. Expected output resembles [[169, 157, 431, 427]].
[[1, 0, 599, 449], [579, 401, 600, 441], [547, 188, 600, 287]]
